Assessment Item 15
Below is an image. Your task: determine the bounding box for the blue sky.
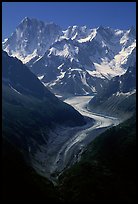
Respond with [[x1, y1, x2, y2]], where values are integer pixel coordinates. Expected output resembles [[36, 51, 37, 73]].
[[2, 2, 136, 40]]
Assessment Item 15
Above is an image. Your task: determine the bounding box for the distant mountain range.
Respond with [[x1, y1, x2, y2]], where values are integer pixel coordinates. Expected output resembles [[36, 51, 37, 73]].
[[3, 17, 136, 96]]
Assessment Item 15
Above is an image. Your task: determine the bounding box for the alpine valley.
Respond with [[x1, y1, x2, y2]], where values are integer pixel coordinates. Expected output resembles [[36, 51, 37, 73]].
[[2, 17, 136, 203]]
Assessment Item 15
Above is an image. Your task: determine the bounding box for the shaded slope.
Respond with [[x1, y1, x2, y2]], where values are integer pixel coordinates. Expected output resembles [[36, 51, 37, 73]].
[[2, 51, 86, 165], [2, 138, 60, 202], [59, 115, 136, 203]]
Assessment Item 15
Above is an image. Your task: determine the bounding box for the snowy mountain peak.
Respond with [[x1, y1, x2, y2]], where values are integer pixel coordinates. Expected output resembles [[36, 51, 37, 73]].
[[128, 26, 136, 37], [61, 25, 92, 41], [21, 16, 48, 26], [21, 16, 30, 22], [97, 25, 104, 31], [3, 18, 62, 63], [2, 17, 136, 96], [96, 26, 114, 39]]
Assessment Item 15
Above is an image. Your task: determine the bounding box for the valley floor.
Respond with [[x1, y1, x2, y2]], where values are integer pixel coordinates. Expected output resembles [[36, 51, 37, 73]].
[[32, 96, 121, 183]]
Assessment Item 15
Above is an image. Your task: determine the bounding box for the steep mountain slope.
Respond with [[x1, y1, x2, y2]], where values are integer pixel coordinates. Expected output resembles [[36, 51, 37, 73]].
[[89, 64, 136, 118], [2, 51, 86, 162], [2, 138, 60, 202], [59, 114, 136, 203], [2, 50, 51, 99], [2, 17, 62, 64], [3, 18, 136, 96]]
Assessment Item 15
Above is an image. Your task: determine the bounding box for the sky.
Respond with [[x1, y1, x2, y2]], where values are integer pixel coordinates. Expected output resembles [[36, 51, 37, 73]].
[[2, 2, 136, 40]]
